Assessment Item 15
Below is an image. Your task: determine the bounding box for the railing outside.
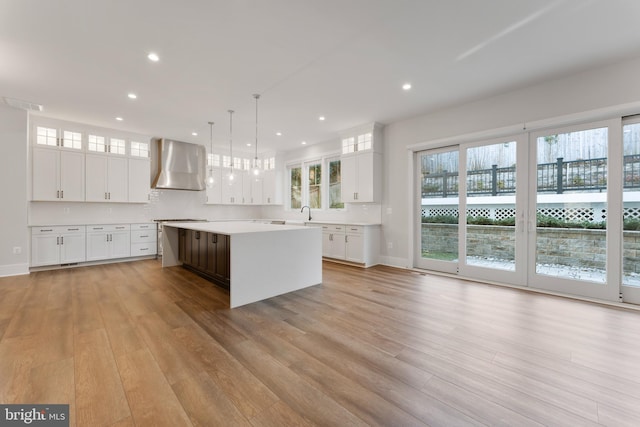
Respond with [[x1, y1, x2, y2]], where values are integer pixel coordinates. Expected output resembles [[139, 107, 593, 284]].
[[422, 155, 640, 198]]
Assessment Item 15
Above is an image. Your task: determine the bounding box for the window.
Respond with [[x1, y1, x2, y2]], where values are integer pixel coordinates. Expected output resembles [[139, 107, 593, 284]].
[[207, 153, 220, 167], [130, 141, 149, 157], [308, 162, 322, 208], [329, 158, 344, 209], [288, 157, 342, 210], [36, 126, 57, 146], [109, 138, 126, 155], [62, 131, 82, 149], [342, 132, 372, 154], [357, 132, 372, 151], [342, 137, 355, 154], [290, 166, 302, 209], [88, 134, 106, 152], [222, 155, 231, 168]]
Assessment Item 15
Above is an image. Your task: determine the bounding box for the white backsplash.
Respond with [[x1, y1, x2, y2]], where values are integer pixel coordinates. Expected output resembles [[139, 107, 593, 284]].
[[260, 203, 382, 224], [29, 189, 260, 225]]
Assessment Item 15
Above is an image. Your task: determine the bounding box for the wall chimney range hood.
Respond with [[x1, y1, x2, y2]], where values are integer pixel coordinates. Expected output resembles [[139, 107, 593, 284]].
[[151, 138, 206, 191]]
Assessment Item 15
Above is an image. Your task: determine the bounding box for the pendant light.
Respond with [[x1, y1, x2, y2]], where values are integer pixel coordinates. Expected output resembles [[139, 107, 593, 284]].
[[250, 94, 261, 177], [227, 109, 235, 184], [206, 121, 215, 188]]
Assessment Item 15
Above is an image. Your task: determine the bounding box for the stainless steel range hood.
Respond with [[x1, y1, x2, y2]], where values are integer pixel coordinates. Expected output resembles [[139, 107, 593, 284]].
[[151, 138, 206, 191]]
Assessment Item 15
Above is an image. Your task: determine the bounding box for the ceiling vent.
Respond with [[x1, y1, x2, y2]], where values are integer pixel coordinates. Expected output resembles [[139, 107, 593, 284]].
[[3, 96, 43, 112]]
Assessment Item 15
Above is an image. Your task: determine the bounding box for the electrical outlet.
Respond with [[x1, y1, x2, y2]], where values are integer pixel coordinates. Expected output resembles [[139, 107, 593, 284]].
[[13, 246, 22, 254], [387, 241, 393, 250], [63, 207, 70, 214]]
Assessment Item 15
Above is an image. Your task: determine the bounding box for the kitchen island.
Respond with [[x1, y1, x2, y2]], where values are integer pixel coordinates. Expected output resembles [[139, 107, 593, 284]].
[[161, 221, 322, 308]]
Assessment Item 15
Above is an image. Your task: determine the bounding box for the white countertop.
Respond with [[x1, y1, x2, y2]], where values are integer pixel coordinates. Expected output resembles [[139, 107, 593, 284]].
[[162, 221, 312, 235]]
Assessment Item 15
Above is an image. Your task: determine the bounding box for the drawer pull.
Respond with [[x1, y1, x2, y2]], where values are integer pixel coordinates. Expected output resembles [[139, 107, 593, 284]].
[[139, 247, 148, 251], [139, 235, 148, 238], [67, 228, 80, 231], [40, 229, 53, 232]]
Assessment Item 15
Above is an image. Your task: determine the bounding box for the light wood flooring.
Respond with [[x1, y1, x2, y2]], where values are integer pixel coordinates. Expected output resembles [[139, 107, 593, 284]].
[[1, 259, 640, 426]]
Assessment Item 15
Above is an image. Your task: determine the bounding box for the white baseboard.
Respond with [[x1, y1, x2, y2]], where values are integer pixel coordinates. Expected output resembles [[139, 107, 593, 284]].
[[0, 263, 30, 277], [378, 256, 410, 269]]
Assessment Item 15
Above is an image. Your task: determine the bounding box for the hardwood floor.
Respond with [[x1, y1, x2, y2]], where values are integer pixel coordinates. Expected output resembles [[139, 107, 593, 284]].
[[1, 259, 640, 426]]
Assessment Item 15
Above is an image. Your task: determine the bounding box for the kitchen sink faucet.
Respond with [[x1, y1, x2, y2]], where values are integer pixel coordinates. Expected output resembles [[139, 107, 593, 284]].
[[301, 205, 312, 221]]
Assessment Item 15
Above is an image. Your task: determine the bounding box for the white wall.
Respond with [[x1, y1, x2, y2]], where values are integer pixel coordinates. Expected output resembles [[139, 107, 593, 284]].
[[0, 104, 28, 276], [381, 56, 640, 267]]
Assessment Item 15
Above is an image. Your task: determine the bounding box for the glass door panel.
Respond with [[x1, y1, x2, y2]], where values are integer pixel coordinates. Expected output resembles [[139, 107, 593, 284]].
[[415, 147, 459, 273], [459, 136, 527, 286], [622, 119, 640, 304], [465, 141, 517, 271], [530, 120, 620, 302]]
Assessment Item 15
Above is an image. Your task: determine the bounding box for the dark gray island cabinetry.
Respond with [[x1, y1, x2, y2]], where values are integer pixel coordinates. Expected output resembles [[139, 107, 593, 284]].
[[178, 229, 230, 288]]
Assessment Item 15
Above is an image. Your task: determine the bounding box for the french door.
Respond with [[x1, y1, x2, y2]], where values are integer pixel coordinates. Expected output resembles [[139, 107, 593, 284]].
[[528, 120, 620, 301], [416, 135, 528, 286], [416, 118, 634, 304]]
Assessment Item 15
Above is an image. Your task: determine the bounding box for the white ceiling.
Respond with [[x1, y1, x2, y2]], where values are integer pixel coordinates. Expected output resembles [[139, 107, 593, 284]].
[[2, 0, 640, 153]]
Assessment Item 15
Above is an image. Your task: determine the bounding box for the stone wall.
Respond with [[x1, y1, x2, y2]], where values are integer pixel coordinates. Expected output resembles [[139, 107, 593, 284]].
[[421, 223, 640, 274]]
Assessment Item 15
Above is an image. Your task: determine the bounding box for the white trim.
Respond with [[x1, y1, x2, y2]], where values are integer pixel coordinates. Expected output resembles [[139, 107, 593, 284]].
[[379, 256, 410, 269], [0, 263, 30, 277]]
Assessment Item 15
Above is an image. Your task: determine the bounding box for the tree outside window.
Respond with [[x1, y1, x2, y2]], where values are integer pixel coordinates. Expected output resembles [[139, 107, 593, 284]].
[[308, 163, 321, 208], [329, 159, 344, 208], [290, 166, 302, 209]]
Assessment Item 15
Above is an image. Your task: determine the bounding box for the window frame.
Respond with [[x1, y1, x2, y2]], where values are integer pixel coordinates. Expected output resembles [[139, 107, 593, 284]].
[[286, 153, 344, 211]]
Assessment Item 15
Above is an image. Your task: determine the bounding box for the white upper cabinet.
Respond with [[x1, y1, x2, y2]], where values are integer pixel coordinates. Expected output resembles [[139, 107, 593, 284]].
[[85, 155, 128, 202], [32, 147, 85, 201], [128, 157, 151, 203], [31, 118, 152, 204], [340, 123, 382, 203], [32, 124, 85, 201], [205, 168, 223, 205]]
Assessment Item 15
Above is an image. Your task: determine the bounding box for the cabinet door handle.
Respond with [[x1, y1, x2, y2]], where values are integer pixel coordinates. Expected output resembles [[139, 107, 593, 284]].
[[56, 236, 60, 245], [105, 192, 108, 200], [108, 192, 111, 200], [60, 236, 64, 245], [345, 235, 348, 243], [61, 190, 64, 198], [57, 190, 60, 198], [195, 231, 200, 240], [212, 234, 217, 243]]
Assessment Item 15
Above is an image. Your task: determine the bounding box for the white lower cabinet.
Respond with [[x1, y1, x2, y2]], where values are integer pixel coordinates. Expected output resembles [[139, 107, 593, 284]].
[[31, 226, 86, 267], [321, 225, 346, 259], [86, 224, 131, 261], [345, 226, 365, 263], [315, 223, 380, 267], [130, 223, 157, 256]]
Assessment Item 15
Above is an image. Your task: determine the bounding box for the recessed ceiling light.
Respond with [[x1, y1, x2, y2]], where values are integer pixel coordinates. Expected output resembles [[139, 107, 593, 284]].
[[192, 132, 198, 136], [127, 93, 137, 99], [147, 52, 159, 62], [115, 117, 123, 121], [402, 83, 412, 91], [276, 132, 282, 136], [319, 116, 325, 121], [301, 141, 307, 145], [246, 143, 251, 147]]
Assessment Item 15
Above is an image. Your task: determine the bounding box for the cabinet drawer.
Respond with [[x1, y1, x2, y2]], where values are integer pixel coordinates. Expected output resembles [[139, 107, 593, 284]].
[[87, 224, 131, 232], [32, 225, 85, 235], [346, 225, 363, 234], [131, 223, 156, 231], [131, 242, 157, 256], [131, 229, 155, 243]]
